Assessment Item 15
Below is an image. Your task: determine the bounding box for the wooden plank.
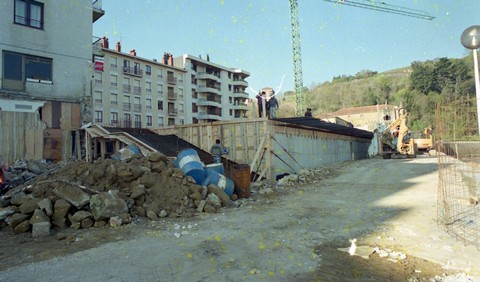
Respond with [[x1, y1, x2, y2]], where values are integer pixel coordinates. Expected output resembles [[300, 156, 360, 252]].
[[250, 134, 267, 173]]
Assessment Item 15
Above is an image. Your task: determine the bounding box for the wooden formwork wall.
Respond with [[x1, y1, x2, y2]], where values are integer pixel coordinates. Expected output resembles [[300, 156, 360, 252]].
[[0, 111, 46, 163], [153, 119, 372, 180]]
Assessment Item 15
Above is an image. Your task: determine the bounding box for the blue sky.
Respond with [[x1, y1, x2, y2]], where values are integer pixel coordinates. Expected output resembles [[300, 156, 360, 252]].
[[93, 0, 478, 97]]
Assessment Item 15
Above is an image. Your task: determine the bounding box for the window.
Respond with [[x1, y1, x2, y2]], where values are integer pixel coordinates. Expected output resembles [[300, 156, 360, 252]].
[[110, 74, 117, 86], [157, 101, 163, 111], [158, 116, 164, 127], [134, 62, 141, 75], [94, 91, 102, 103], [179, 119, 184, 125], [111, 112, 118, 125], [179, 103, 184, 114], [179, 88, 184, 99], [146, 115, 152, 126], [14, 0, 43, 29], [124, 113, 131, 127], [145, 81, 151, 93], [134, 114, 142, 128], [94, 71, 102, 84], [110, 93, 118, 105], [110, 57, 117, 68], [2, 51, 52, 91], [133, 97, 141, 112], [94, 110, 103, 123], [146, 98, 152, 110], [168, 118, 175, 126], [145, 65, 151, 76]]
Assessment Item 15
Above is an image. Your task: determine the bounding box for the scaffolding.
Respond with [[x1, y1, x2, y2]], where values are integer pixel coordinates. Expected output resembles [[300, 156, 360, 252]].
[[436, 97, 480, 249]]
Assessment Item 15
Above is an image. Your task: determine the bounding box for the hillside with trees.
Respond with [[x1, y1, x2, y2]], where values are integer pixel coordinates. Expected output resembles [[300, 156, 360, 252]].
[[277, 55, 476, 131]]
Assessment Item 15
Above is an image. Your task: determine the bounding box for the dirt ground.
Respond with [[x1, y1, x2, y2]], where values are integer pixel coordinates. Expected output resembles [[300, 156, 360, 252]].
[[1, 156, 480, 281]]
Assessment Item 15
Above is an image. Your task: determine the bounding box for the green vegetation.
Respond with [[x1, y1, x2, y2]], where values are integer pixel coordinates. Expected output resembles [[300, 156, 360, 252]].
[[279, 55, 476, 134]]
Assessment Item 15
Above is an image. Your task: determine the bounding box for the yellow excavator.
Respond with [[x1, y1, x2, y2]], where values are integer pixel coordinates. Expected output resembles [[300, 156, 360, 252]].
[[380, 108, 416, 159]]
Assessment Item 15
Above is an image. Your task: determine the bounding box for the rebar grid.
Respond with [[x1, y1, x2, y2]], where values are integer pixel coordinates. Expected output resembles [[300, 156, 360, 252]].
[[436, 97, 480, 249]]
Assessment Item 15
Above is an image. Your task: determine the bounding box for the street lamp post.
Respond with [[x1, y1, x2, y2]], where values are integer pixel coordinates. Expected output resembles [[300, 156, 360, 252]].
[[461, 25, 480, 135]]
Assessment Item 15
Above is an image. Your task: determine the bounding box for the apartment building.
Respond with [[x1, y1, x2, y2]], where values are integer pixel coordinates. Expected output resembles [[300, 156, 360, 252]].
[[93, 41, 189, 128], [174, 54, 250, 123], [0, 0, 104, 162]]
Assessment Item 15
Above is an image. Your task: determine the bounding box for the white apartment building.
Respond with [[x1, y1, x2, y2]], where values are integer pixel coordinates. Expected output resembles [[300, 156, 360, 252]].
[[93, 44, 250, 127], [174, 54, 250, 123], [93, 41, 189, 128], [0, 0, 104, 162]]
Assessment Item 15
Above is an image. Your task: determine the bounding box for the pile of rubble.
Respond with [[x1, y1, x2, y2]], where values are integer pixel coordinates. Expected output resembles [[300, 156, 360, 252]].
[[0, 152, 233, 237]]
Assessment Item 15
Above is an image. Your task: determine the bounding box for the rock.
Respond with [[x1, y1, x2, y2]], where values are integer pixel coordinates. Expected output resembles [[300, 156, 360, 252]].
[[147, 210, 158, 220], [71, 211, 93, 223], [0, 198, 11, 208], [37, 198, 53, 217], [52, 199, 71, 227], [207, 193, 222, 209], [201, 186, 208, 200], [150, 161, 166, 173], [196, 200, 206, 212], [135, 206, 146, 217], [148, 152, 167, 162], [0, 207, 16, 221], [19, 198, 41, 214], [5, 213, 29, 228], [109, 216, 123, 226], [207, 185, 231, 207], [9, 193, 34, 205], [13, 220, 31, 234], [53, 185, 91, 209], [189, 191, 202, 201], [94, 220, 107, 228], [30, 209, 51, 237], [89, 190, 128, 221], [159, 210, 168, 218], [130, 185, 146, 199], [203, 204, 217, 213], [230, 194, 238, 201]]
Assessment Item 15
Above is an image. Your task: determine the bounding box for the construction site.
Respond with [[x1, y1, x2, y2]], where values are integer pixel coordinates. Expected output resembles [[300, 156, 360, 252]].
[[1, 0, 480, 281]]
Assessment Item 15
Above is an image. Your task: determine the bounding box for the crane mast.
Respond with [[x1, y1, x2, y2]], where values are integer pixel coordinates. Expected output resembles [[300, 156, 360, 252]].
[[289, 0, 304, 116], [287, 0, 434, 117]]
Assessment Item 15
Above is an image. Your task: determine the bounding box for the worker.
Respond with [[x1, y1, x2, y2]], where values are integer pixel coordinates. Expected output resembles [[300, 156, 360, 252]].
[[268, 94, 279, 119], [256, 92, 264, 118], [304, 108, 313, 117], [210, 139, 223, 164]]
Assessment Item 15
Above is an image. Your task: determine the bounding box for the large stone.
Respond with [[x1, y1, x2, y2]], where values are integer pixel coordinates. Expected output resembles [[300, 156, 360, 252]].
[[9, 193, 34, 205], [130, 185, 146, 199], [5, 213, 29, 228], [29, 209, 50, 224], [13, 220, 31, 234], [37, 198, 53, 217], [207, 185, 231, 207], [53, 185, 91, 208], [89, 190, 128, 220], [81, 218, 94, 229], [146, 210, 158, 221], [148, 151, 167, 162], [30, 209, 51, 237], [0, 207, 16, 221], [19, 198, 41, 214], [52, 199, 71, 225], [71, 211, 93, 223], [150, 161, 166, 173]]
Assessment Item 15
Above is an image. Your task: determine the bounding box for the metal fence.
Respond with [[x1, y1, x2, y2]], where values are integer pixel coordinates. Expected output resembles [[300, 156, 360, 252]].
[[436, 97, 480, 249]]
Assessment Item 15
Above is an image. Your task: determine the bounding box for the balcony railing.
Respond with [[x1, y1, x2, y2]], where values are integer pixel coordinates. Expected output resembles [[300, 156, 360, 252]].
[[167, 76, 177, 85], [168, 92, 178, 100], [123, 66, 143, 77], [168, 109, 178, 115], [134, 121, 142, 128], [123, 120, 132, 128]]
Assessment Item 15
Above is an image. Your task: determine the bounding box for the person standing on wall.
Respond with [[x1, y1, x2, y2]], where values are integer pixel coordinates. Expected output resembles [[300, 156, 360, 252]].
[[268, 93, 279, 119], [256, 91, 263, 118], [210, 139, 223, 164], [304, 108, 313, 117]]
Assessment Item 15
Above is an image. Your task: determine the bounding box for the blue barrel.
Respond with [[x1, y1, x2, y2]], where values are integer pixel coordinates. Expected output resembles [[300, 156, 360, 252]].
[[205, 163, 224, 175], [175, 149, 206, 185], [202, 168, 235, 196]]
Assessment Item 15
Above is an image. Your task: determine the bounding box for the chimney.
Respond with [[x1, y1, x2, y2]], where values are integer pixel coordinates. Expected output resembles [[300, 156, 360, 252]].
[[206, 54, 210, 61], [162, 52, 168, 64], [168, 54, 173, 66], [115, 42, 121, 52], [130, 49, 136, 56], [101, 37, 109, 48]]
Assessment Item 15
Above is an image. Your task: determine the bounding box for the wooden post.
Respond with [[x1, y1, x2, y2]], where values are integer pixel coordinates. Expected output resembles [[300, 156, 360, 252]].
[[76, 130, 81, 160], [100, 138, 106, 159]]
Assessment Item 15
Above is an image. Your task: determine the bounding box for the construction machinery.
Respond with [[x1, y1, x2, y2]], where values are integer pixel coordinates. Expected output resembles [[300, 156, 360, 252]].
[[379, 108, 416, 159], [411, 127, 433, 153]]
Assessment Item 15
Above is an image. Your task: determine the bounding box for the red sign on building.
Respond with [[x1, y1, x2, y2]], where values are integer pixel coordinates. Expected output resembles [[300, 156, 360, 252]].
[[94, 56, 104, 72]]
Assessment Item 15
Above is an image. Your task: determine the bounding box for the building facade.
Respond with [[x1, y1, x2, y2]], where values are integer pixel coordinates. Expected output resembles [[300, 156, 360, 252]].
[[174, 54, 250, 123], [0, 0, 104, 162]]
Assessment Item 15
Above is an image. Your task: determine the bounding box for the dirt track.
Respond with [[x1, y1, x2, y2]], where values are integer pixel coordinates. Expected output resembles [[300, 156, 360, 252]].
[[1, 156, 480, 281]]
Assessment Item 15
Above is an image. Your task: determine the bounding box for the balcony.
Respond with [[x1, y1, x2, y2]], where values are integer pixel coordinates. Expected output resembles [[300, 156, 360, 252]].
[[123, 120, 132, 128], [198, 111, 222, 121], [197, 72, 220, 81], [134, 121, 142, 128], [123, 66, 143, 77], [232, 91, 249, 99], [92, 0, 105, 23], [233, 104, 249, 111], [198, 98, 221, 107], [123, 102, 131, 111], [232, 79, 248, 87], [168, 92, 178, 100], [167, 76, 177, 85], [198, 85, 221, 95], [168, 109, 178, 116], [92, 36, 102, 56]]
